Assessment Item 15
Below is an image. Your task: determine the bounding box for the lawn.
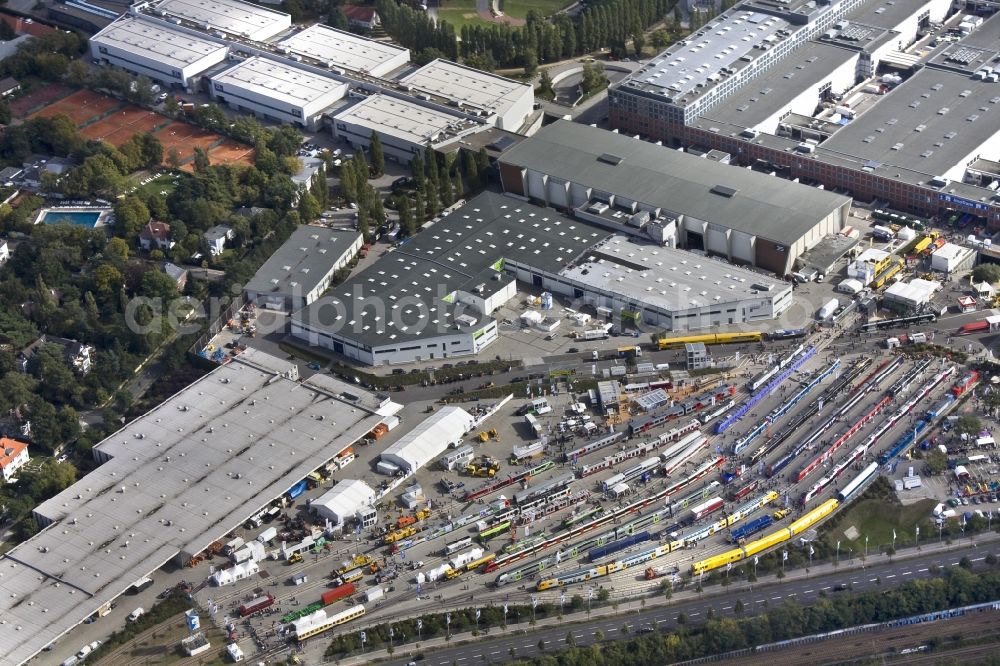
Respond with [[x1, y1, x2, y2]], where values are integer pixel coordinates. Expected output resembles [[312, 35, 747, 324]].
[[436, 5, 491, 29], [500, 0, 572, 19], [133, 172, 179, 199], [820, 496, 938, 555]]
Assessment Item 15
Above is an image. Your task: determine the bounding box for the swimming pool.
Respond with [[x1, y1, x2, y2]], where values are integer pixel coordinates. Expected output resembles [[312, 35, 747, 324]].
[[35, 208, 110, 228]]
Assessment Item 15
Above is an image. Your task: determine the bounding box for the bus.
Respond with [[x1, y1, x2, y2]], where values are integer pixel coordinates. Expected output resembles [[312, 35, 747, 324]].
[[617, 345, 642, 358]]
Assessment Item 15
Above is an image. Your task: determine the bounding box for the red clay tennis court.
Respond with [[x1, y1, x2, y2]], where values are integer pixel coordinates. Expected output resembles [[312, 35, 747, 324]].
[[10, 83, 72, 118], [30, 89, 124, 125], [155, 121, 219, 162], [208, 140, 255, 167], [80, 106, 165, 146]]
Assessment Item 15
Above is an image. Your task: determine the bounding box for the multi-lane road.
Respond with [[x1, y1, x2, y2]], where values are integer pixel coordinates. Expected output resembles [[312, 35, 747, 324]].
[[376, 541, 999, 666]]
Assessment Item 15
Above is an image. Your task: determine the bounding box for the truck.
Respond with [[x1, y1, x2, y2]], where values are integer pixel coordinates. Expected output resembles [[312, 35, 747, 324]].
[[510, 441, 544, 464], [817, 298, 839, 321], [287, 480, 308, 500], [644, 565, 680, 580], [223, 537, 245, 556], [127, 576, 154, 595], [238, 594, 275, 618], [577, 328, 609, 341], [903, 476, 923, 490], [321, 582, 356, 605], [364, 586, 385, 603], [257, 526, 278, 544]]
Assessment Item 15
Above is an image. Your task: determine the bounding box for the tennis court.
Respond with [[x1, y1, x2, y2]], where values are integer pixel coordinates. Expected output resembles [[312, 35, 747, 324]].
[[208, 140, 255, 167], [155, 121, 219, 163], [30, 89, 124, 125], [10, 83, 72, 118], [80, 107, 165, 146]]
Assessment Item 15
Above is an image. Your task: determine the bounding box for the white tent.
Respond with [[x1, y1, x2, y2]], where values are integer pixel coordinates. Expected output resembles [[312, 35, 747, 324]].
[[312, 479, 376, 525], [975, 281, 996, 298], [211, 560, 259, 586], [379, 406, 474, 473]]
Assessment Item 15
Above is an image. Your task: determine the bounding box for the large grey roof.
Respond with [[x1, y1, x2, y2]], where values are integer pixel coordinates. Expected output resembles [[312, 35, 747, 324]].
[[821, 66, 1000, 178], [245, 225, 361, 297], [292, 192, 608, 347], [0, 349, 389, 666], [703, 41, 856, 129], [500, 121, 850, 243]]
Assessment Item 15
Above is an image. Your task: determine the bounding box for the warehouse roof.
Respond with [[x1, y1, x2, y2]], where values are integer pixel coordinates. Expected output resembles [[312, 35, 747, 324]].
[[821, 66, 1000, 179], [312, 479, 376, 524], [332, 93, 477, 147], [398, 59, 531, 118], [276, 23, 408, 76], [500, 121, 850, 243], [92, 16, 228, 68], [212, 57, 346, 108], [244, 225, 361, 298], [146, 0, 290, 39], [380, 406, 474, 473], [0, 349, 391, 666], [292, 192, 607, 347], [702, 41, 857, 129], [561, 235, 787, 311]]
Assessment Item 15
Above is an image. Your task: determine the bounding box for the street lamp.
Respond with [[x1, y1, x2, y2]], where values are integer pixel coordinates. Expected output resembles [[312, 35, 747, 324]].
[[836, 540, 840, 566]]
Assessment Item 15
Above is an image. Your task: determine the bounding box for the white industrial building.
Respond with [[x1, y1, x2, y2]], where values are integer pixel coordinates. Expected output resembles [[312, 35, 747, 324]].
[[90, 16, 229, 91], [884, 278, 941, 310], [398, 59, 534, 132], [379, 407, 475, 474], [931, 243, 976, 274], [311, 479, 376, 525], [136, 0, 291, 41], [0, 349, 397, 666], [210, 57, 347, 129], [243, 226, 363, 312], [332, 94, 482, 164], [276, 23, 409, 78], [512, 235, 792, 330]]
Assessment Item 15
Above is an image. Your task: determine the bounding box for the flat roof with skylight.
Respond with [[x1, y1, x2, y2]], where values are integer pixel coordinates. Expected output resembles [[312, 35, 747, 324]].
[[142, 0, 290, 40], [276, 24, 409, 78], [821, 66, 1000, 178], [561, 235, 787, 313], [244, 226, 361, 300], [212, 56, 346, 108], [398, 59, 532, 117], [292, 192, 607, 348], [91, 16, 228, 70], [0, 349, 392, 666], [333, 94, 476, 147]]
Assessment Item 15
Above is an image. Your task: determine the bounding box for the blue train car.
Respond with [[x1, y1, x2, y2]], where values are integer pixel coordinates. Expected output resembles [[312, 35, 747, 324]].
[[587, 531, 651, 562], [729, 515, 773, 542]]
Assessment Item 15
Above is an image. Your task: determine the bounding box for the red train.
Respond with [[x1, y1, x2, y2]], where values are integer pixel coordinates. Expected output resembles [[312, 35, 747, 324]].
[[952, 371, 980, 397], [238, 594, 275, 618]]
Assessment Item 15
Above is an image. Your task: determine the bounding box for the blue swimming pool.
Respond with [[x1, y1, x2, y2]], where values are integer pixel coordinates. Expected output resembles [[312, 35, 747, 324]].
[[40, 210, 101, 227]]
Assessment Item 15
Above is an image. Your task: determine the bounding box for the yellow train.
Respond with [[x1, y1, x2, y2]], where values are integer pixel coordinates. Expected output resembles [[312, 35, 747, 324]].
[[870, 259, 903, 291], [657, 332, 763, 350], [691, 499, 838, 576]]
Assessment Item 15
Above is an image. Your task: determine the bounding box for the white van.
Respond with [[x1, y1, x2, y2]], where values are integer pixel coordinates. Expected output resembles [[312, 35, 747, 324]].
[[128, 607, 144, 623]]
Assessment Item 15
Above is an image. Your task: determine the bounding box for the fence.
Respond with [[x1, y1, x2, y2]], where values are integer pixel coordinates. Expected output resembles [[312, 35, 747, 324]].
[[187, 293, 247, 367]]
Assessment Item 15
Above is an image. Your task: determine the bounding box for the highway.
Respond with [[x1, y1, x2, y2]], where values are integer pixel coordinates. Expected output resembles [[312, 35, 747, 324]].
[[375, 541, 1000, 666]]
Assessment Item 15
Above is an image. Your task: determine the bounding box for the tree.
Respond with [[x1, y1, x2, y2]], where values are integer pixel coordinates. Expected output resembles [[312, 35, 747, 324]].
[[93, 263, 124, 294], [113, 196, 150, 241], [973, 263, 1000, 284], [734, 599, 745, 615], [954, 415, 982, 438], [650, 29, 670, 49], [163, 96, 180, 117], [192, 147, 211, 172], [536, 69, 555, 100], [523, 48, 538, 77], [597, 588, 610, 602], [105, 237, 130, 264], [399, 196, 416, 237], [166, 148, 182, 170], [925, 447, 948, 474], [328, 6, 348, 29], [369, 132, 385, 177], [298, 191, 321, 222]]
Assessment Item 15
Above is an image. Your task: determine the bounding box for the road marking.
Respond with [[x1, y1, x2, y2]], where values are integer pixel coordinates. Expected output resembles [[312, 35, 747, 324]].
[[973, 557, 985, 562], [820, 586, 830, 591], [722, 606, 731, 610], [902, 571, 912, 575], [804, 589, 814, 593], [689, 612, 700, 617], [771, 596, 782, 600], [656, 620, 667, 624], [918, 568, 928, 572], [574, 634, 584, 638], [869, 578, 877, 582], [886, 574, 896, 579], [607, 628, 618, 633], [490, 651, 500, 655], [756, 599, 765, 604]]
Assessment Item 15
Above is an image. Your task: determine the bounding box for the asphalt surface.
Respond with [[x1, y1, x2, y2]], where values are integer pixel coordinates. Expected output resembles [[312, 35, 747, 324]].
[[374, 540, 1000, 666]]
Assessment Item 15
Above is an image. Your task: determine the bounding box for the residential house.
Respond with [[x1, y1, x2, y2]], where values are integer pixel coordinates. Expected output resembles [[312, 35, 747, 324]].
[[163, 262, 188, 291], [20, 155, 75, 189], [0, 438, 28, 481], [0, 77, 19, 97], [202, 225, 233, 257], [0, 166, 23, 183], [342, 5, 380, 30], [139, 220, 174, 251], [19, 335, 94, 376]]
